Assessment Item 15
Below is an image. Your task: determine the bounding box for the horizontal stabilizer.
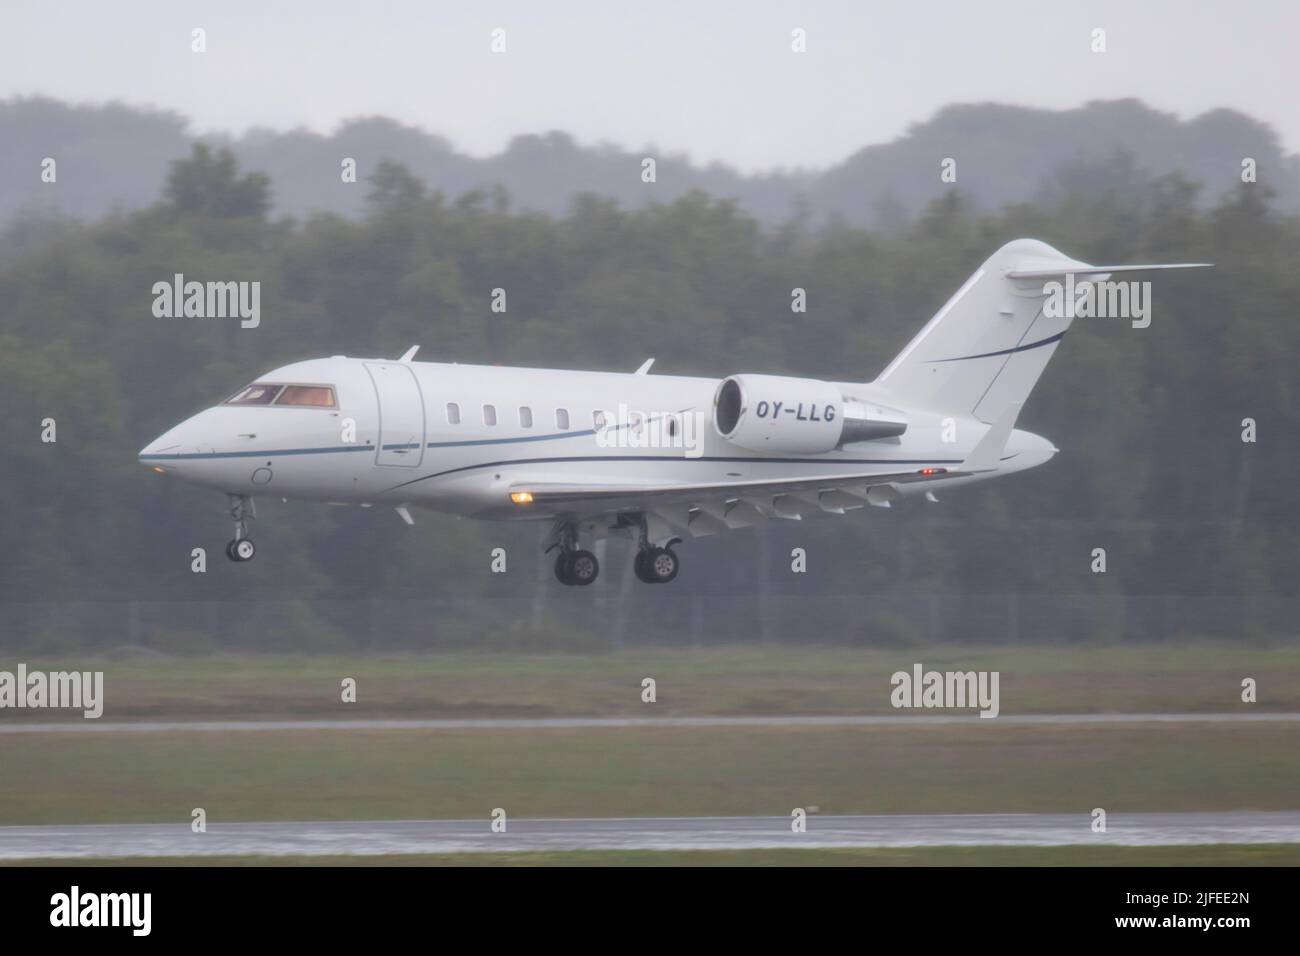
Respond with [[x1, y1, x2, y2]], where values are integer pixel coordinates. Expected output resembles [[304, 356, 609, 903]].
[[1006, 262, 1211, 280]]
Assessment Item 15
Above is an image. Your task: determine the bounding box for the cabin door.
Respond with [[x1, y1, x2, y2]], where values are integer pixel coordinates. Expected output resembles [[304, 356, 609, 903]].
[[365, 362, 426, 467]]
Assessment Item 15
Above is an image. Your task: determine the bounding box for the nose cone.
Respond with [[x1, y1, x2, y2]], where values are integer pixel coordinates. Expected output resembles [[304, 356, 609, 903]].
[[138, 407, 249, 492], [139, 425, 184, 462], [138, 412, 215, 469]]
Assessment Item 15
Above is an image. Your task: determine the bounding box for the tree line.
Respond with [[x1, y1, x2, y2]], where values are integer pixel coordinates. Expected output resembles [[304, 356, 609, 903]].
[[0, 145, 1295, 650]]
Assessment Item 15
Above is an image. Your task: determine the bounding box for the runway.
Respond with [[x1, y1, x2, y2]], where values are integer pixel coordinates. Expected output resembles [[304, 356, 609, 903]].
[[2, 812, 1298, 859], [2, 712, 1298, 734]]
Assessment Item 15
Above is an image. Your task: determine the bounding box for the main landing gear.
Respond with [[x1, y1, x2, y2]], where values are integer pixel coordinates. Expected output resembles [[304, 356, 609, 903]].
[[552, 521, 599, 586], [548, 516, 682, 586], [555, 548, 600, 586], [634, 546, 679, 584], [225, 494, 256, 562], [632, 514, 679, 585], [551, 520, 600, 587]]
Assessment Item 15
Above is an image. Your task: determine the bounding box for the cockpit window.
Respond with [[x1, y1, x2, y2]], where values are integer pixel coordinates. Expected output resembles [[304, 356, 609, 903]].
[[224, 383, 337, 408], [275, 385, 336, 408], [225, 384, 283, 406]]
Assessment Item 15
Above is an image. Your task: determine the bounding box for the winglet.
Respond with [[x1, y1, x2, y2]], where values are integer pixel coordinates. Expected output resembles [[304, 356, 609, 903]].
[[398, 345, 420, 363], [634, 358, 655, 375], [960, 403, 1021, 472]]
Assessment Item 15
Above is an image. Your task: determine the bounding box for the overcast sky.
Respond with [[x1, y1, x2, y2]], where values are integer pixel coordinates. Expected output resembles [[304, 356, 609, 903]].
[[3, 0, 1297, 172]]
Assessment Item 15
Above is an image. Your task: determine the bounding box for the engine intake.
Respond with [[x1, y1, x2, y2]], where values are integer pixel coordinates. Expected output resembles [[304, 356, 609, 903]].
[[713, 374, 907, 454]]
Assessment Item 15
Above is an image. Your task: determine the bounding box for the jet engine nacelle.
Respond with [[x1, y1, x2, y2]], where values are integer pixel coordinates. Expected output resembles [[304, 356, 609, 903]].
[[712, 374, 907, 454]]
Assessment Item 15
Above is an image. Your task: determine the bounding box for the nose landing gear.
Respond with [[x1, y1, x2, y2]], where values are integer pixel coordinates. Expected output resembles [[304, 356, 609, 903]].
[[226, 494, 256, 562]]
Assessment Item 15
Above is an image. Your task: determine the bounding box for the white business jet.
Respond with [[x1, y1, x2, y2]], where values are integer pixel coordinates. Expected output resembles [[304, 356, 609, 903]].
[[139, 239, 1206, 585]]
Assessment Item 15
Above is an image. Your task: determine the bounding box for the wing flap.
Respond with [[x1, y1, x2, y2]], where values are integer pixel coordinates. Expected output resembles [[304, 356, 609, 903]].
[[513, 463, 967, 515]]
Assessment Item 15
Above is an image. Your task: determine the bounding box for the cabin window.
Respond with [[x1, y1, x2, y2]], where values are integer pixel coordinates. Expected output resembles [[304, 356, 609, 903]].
[[666, 415, 678, 438], [483, 404, 497, 426], [446, 402, 461, 424], [518, 406, 533, 428], [274, 385, 336, 408], [225, 384, 283, 406], [556, 408, 570, 430]]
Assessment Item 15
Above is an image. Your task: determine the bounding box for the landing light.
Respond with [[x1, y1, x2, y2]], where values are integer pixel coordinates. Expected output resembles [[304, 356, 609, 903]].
[[510, 491, 534, 505], [152, 466, 167, 474]]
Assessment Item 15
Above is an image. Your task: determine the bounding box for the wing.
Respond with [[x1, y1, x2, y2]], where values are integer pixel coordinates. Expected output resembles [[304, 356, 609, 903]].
[[526, 404, 1021, 544]]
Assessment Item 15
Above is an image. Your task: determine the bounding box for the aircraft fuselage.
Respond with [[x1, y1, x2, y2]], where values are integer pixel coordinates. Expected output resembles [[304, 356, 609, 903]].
[[139, 356, 1056, 521]]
